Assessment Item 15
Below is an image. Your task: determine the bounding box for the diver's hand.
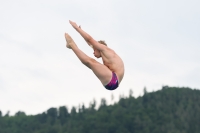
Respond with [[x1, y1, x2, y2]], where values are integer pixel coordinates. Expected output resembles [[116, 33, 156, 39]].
[[69, 20, 80, 30]]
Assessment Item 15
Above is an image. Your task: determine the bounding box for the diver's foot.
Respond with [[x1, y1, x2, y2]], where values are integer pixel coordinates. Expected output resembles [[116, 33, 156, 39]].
[[65, 33, 75, 49]]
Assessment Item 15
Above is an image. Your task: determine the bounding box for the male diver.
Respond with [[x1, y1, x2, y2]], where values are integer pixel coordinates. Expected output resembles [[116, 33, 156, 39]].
[[65, 20, 124, 90]]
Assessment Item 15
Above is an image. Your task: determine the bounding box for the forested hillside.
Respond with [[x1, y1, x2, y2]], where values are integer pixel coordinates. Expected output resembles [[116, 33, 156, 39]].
[[0, 86, 200, 133]]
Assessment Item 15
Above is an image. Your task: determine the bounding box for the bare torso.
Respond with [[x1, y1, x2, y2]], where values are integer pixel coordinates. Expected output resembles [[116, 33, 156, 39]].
[[100, 47, 124, 84]]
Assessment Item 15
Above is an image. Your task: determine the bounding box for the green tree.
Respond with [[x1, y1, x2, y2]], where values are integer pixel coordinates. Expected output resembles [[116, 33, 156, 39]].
[[58, 106, 69, 125], [47, 108, 57, 125], [15, 111, 26, 116], [0, 86, 200, 133]]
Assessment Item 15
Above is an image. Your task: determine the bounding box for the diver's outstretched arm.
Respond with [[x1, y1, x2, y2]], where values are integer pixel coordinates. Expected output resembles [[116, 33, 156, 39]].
[[69, 20, 106, 51]]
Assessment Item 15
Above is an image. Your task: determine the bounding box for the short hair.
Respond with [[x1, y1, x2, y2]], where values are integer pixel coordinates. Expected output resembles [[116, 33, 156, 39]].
[[98, 40, 107, 46]]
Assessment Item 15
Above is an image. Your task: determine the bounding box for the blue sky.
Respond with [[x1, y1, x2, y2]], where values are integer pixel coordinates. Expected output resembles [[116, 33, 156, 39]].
[[0, 0, 200, 115]]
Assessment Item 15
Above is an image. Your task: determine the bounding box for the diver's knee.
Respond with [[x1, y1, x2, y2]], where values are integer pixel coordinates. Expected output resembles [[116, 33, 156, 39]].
[[82, 58, 96, 68]]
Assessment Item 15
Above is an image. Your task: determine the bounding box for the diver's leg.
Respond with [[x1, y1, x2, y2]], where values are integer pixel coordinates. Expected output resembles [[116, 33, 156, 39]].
[[65, 33, 91, 62], [86, 59, 112, 85], [65, 33, 112, 85]]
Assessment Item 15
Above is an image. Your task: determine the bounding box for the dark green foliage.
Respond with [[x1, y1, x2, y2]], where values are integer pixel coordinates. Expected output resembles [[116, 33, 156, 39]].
[[15, 111, 26, 117], [0, 86, 200, 133], [58, 106, 69, 125]]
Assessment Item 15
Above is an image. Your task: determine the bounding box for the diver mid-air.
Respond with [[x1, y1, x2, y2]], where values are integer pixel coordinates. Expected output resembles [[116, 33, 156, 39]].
[[65, 20, 124, 90]]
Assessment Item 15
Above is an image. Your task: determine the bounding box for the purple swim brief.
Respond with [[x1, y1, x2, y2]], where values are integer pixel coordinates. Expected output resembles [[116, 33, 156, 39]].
[[104, 72, 119, 90]]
